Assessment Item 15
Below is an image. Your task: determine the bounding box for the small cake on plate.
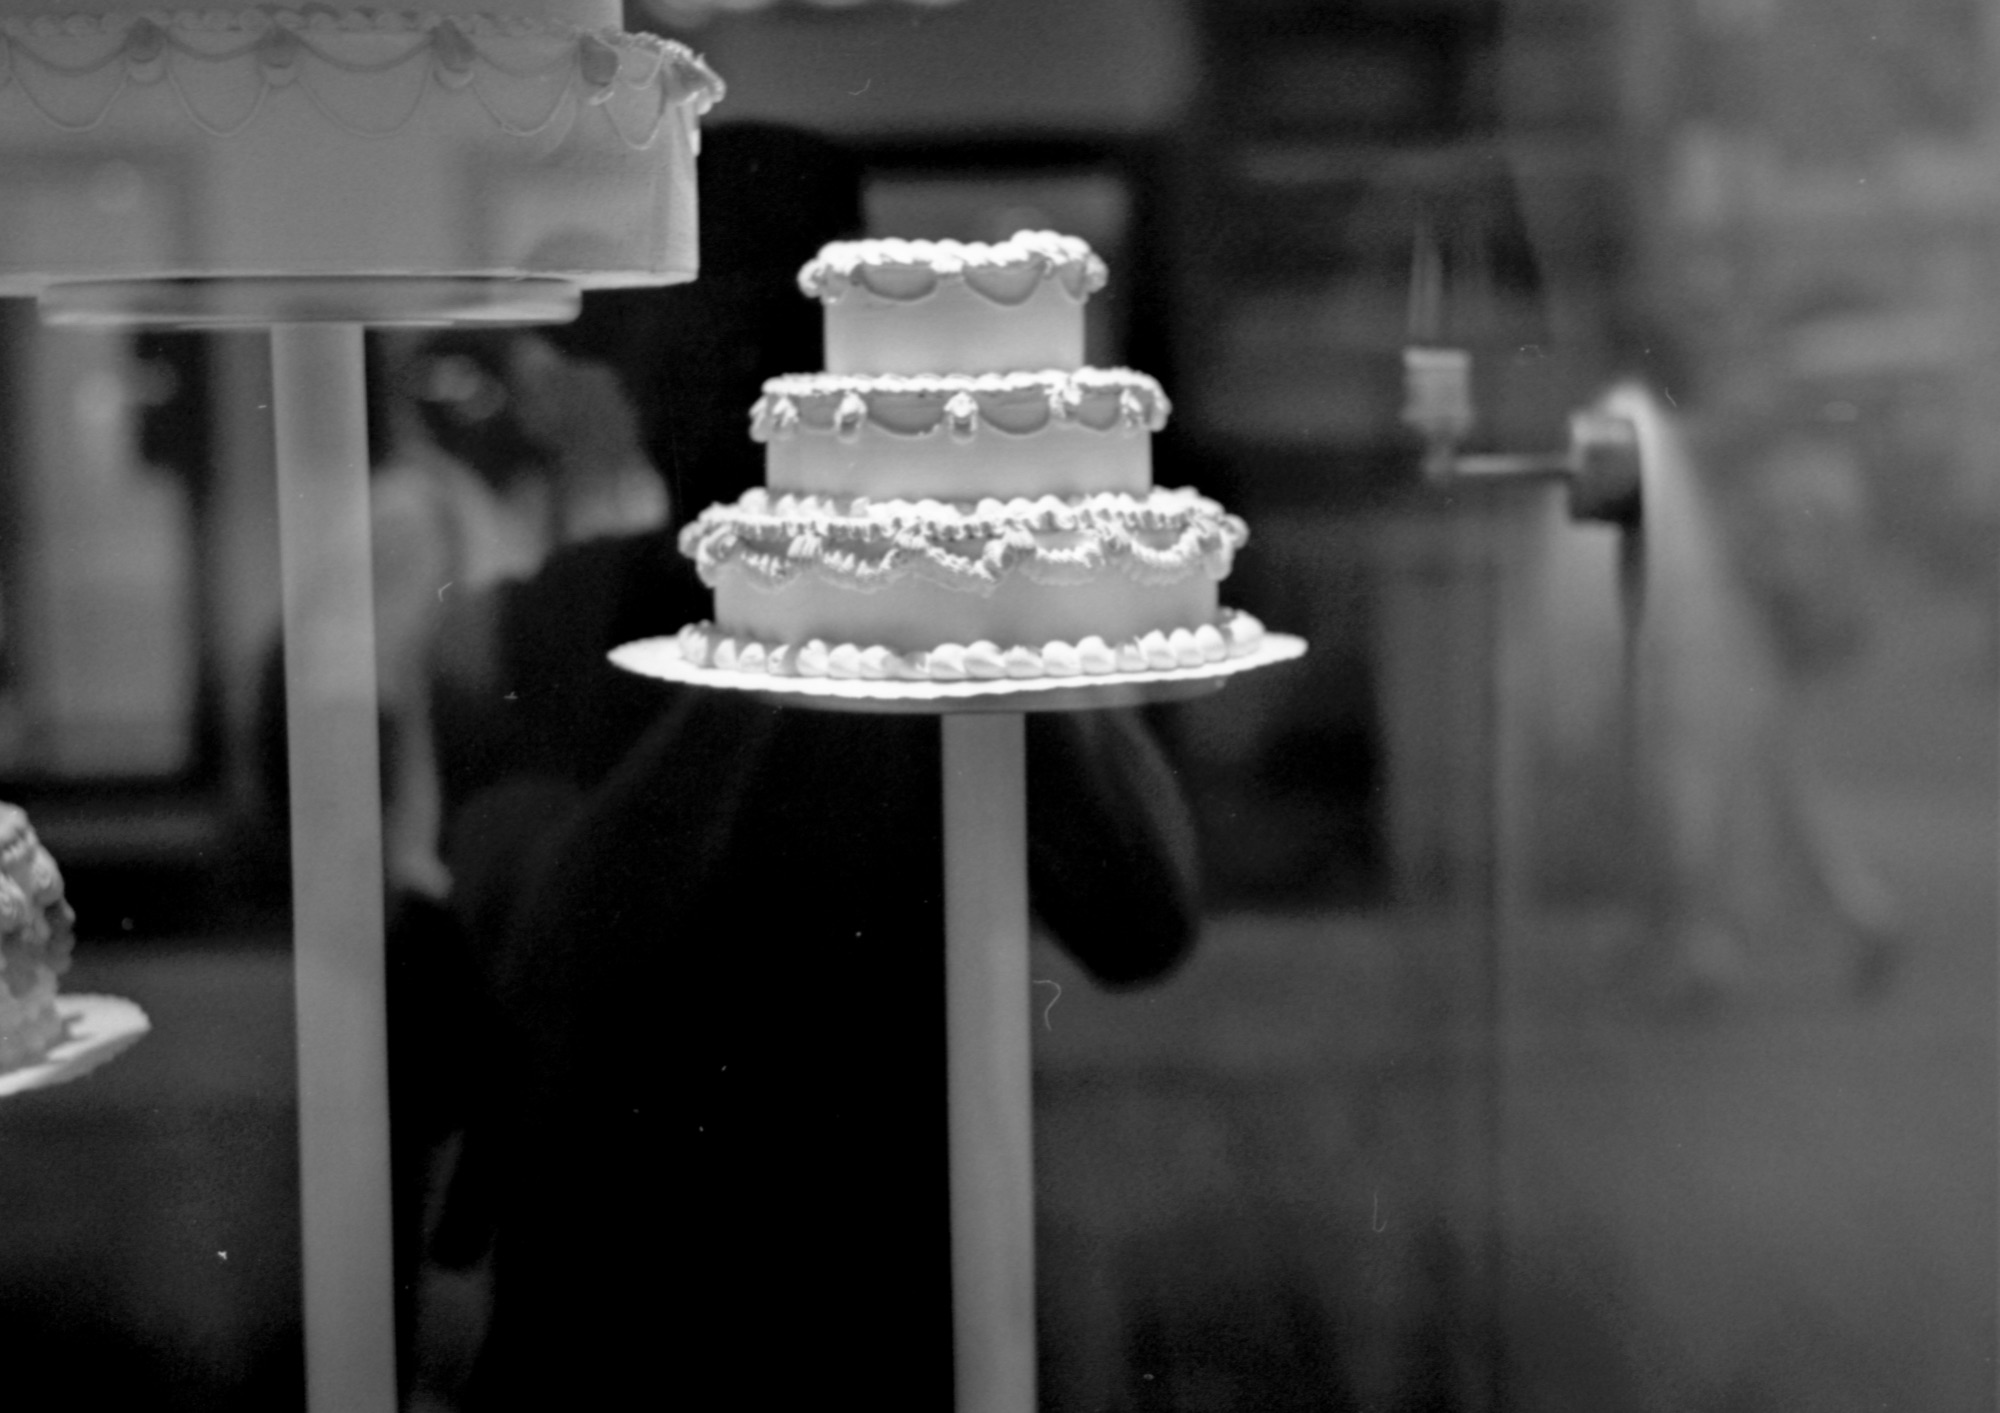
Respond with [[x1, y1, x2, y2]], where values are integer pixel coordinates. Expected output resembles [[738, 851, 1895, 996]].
[[0, 804, 76, 1073]]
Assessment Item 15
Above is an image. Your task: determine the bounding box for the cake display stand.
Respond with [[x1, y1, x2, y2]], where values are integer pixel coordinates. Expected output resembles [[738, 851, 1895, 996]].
[[0, 995, 152, 1099], [40, 275, 579, 1413], [614, 632, 1307, 1413]]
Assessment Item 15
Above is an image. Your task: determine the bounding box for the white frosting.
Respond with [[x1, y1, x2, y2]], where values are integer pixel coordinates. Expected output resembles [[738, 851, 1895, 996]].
[[825, 277, 1086, 376], [804, 231, 1107, 376], [754, 369, 1168, 437], [0, 9, 723, 291], [799, 231, 1106, 301], [712, 563, 1220, 660], [764, 410, 1152, 502]]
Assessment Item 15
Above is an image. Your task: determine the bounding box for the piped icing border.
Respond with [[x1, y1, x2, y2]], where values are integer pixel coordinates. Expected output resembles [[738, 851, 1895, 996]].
[[798, 231, 1108, 307], [0, 9, 722, 143], [680, 487, 1247, 595], [674, 610, 1267, 683], [752, 368, 1168, 443]]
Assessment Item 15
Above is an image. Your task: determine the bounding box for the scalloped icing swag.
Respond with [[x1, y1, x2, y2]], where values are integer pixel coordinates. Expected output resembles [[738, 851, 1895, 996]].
[[0, 8, 721, 140], [752, 369, 1169, 444], [681, 489, 1249, 596]]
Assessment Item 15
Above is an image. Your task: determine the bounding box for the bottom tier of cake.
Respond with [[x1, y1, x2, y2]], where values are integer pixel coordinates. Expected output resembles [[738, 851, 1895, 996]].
[[720, 552, 1237, 651]]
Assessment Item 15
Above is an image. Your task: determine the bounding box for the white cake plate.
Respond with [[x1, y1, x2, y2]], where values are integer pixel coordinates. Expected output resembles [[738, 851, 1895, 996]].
[[612, 624, 1306, 1413], [610, 631, 1308, 715], [0, 995, 151, 1099]]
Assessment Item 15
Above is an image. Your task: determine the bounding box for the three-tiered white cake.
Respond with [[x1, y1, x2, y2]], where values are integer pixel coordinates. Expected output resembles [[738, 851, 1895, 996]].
[[676, 231, 1264, 682]]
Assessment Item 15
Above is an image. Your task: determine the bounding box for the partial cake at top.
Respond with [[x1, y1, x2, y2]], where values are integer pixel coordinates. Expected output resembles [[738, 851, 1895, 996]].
[[0, 0, 725, 293], [676, 231, 1265, 683], [1, 0, 616, 21]]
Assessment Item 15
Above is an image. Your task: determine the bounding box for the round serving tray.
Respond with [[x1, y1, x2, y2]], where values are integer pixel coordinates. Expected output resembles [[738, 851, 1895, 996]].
[[610, 632, 1308, 714], [0, 995, 151, 1099]]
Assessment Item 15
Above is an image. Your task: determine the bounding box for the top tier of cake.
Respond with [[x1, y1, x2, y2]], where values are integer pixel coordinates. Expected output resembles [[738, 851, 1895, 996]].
[[800, 231, 1106, 377], [9, 0, 618, 27]]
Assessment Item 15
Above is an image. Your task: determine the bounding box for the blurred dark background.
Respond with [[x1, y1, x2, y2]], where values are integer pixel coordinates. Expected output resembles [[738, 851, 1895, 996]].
[[0, 1, 1992, 1409]]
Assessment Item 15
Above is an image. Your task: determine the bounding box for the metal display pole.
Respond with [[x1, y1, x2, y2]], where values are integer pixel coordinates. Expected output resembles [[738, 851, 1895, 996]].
[[942, 711, 1036, 1413], [271, 321, 397, 1413]]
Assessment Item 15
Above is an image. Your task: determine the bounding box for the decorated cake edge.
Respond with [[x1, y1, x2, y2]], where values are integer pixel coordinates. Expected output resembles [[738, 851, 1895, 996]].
[[672, 609, 1267, 683], [0, 11, 724, 145], [798, 231, 1108, 307]]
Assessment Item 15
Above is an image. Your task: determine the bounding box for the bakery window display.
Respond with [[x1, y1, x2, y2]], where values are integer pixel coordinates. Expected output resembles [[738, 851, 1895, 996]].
[[666, 230, 1283, 689]]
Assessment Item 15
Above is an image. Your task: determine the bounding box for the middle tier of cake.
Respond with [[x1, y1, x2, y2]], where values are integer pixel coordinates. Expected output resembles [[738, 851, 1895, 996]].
[[751, 368, 1168, 501]]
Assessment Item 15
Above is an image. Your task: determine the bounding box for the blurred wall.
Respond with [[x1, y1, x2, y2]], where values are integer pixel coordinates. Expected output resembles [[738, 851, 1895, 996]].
[[655, 0, 1199, 136]]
